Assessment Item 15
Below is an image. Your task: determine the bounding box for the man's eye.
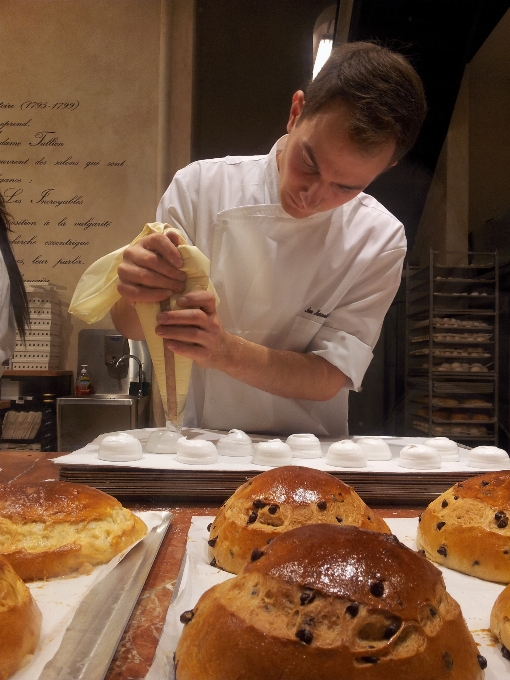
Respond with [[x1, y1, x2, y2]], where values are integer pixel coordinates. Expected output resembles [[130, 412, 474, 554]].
[[302, 155, 315, 170]]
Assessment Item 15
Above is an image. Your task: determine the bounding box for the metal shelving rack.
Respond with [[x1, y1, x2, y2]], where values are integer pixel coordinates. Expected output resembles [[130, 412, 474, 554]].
[[405, 250, 499, 446]]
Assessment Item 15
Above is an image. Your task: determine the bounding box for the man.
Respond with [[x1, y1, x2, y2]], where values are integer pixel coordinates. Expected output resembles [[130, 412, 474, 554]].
[[112, 42, 426, 436]]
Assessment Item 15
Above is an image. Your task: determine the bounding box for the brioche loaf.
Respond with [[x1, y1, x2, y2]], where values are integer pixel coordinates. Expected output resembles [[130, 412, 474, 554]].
[[490, 583, 510, 660], [417, 471, 510, 582], [176, 525, 485, 680], [208, 466, 390, 574], [0, 555, 41, 680], [0, 482, 147, 581]]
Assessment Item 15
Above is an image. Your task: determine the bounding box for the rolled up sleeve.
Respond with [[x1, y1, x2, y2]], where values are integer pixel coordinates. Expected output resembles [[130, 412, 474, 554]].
[[309, 247, 406, 390]]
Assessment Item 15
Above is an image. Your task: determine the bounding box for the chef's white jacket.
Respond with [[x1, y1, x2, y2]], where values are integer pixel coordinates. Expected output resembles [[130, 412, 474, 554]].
[[157, 141, 406, 436], [0, 251, 15, 377]]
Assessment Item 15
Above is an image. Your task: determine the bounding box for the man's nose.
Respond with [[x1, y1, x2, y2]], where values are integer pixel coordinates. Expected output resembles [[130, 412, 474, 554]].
[[299, 181, 323, 210]]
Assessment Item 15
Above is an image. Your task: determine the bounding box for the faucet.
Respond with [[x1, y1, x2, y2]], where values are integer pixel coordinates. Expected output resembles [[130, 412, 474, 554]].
[[116, 355, 144, 397]]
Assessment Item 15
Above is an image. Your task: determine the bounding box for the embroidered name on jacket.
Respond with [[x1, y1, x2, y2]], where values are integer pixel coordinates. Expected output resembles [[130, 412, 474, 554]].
[[305, 307, 330, 319]]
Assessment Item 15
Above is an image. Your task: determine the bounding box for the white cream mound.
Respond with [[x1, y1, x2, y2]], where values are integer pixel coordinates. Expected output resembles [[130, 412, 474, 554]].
[[423, 437, 460, 461], [98, 432, 143, 461], [468, 446, 510, 469], [355, 436, 392, 461], [252, 439, 292, 467], [145, 427, 183, 454], [285, 433, 322, 458], [175, 438, 218, 465], [216, 429, 254, 457], [325, 440, 367, 468], [398, 444, 441, 470]]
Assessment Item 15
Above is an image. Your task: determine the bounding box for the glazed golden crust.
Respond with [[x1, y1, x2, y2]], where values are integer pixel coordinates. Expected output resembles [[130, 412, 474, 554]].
[[416, 471, 510, 583], [0, 482, 147, 581], [208, 466, 390, 574], [490, 584, 510, 651], [0, 555, 42, 680], [175, 525, 484, 680]]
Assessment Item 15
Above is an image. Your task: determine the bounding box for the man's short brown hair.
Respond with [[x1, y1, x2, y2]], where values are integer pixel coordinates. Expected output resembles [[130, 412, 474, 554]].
[[301, 42, 427, 163]]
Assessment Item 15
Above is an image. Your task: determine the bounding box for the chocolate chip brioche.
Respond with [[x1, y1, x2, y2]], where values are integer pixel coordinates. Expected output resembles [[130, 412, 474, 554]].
[[417, 471, 510, 582], [208, 466, 390, 574], [0, 555, 42, 680], [490, 583, 510, 660], [176, 525, 485, 680], [0, 482, 147, 581]]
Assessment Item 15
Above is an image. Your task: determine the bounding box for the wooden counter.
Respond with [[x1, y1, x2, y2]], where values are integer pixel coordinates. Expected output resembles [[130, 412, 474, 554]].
[[0, 450, 422, 679]]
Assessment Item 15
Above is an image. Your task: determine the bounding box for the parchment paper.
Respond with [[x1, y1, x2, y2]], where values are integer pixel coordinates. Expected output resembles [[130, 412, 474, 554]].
[[11, 511, 165, 680], [146, 516, 509, 680]]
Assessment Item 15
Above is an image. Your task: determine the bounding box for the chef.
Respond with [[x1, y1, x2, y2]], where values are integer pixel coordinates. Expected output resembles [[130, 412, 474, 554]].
[[112, 41, 427, 436]]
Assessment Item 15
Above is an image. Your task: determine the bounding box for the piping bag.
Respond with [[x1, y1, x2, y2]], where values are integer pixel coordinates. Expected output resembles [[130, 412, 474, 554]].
[[69, 222, 218, 428]]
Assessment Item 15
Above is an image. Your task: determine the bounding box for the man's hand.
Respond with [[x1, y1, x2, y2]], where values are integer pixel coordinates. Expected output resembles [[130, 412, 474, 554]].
[[117, 231, 187, 304], [155, 291, 233, 369]]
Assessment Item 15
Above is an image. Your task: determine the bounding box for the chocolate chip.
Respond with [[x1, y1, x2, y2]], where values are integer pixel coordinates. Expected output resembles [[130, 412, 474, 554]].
[[206, 523, 212, 532], [317, 500, 327, 510], [370, 581, 384, 597], [360, 656, 379, 664], [441, 499, 448, 508], [437, 545, 448, 557], [180, 609, 194, 624], [383, 621, 401, 639], [418, 513, 422, 523], [295, 628, 313, 644], [505, 550, 510, 555], [502, 645, 510, 660], [496, 511, 509, 528], [346, 603, 359, 617], [430, 606, 438, 617], [477, 654, 487, 670], [207, 537, 217, 547], [453, 495, 459, 500], [367, 516, 372, 521], [251, 548, 264, 561], [472, 560, 480, 566], [436, 521, 446, 531], [300, 589, 316, 606], [253, 499, 267, 508], [481, 480, 490, 486], [443, 652, 454, 671], [210, 557, 217, 567], [268, 504, 278, 514], [247, 511, 258, 524], [336, 516, 343, 523], [418, 549, 426, 556]]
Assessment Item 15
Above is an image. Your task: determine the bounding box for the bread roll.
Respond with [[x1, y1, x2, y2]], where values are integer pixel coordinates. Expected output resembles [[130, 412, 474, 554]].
[[175, 525, 485, 680], [0, 482, 147, 581], [0, 555, 41, 680], [208, 466, 390, 574], [490, 584, 510, 659], [417, 471, 510, 582]]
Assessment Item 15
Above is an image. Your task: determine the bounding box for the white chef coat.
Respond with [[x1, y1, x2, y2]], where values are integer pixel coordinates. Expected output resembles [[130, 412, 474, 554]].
[[0, 251, 16, 377], [156, 141, 406, 436]]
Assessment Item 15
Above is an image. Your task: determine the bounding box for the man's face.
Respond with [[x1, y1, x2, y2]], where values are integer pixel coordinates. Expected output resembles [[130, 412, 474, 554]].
[[277, 92, 396, 219]]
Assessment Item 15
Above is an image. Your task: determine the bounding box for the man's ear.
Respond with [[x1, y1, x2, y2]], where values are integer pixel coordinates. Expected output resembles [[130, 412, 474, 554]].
[[286, 91, 305, 133]]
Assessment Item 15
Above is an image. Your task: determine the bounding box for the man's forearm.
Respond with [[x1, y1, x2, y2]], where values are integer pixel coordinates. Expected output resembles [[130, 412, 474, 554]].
[[217, 333, 346, 401], [111, 298, 145, 340]]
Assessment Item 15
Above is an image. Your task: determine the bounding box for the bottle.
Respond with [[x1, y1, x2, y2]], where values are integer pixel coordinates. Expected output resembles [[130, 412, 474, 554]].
[[75, 365, 93, 396]]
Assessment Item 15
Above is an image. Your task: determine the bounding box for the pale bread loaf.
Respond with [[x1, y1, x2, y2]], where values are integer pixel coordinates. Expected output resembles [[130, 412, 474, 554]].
[[0, 482, 147, 581]]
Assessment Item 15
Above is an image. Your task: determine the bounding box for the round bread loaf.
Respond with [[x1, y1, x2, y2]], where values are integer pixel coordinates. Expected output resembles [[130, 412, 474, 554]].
[[417, 471, 510, 582], [0, 482, 147, 581], [208, 466, 391, 574], [490, 583, 510, 659], [176, 525, 485, 680], [0, 555, 42, 680]]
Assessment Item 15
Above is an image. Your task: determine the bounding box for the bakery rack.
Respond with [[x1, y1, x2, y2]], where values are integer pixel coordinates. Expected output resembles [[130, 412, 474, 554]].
[[404, 250, 499, 446]]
